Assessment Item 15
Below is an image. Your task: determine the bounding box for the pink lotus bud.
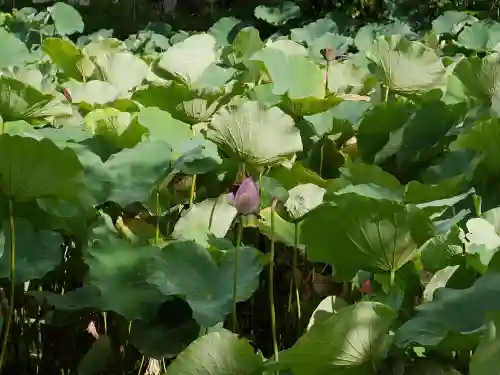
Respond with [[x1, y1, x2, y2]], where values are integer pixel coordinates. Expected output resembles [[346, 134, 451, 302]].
[[227, 177, 260, 215], [63, 88, 72, 102], [360, 279, 372, 295], [320, 48, 337, 61]]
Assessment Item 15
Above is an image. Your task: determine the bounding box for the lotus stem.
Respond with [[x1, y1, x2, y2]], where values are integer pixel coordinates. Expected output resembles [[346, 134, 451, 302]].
[[0, 199, 16, 370], [232, 216, 244, 332], [189, 175, 197, 208], [137, 355, 145, 375], [189, 126, 197, 208], [269, 200, 279, 366], [155, 189, 161, 243], [293, 222, 302, 325]]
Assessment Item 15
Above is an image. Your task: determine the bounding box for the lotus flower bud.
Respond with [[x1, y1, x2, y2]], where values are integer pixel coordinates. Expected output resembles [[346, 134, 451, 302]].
[[227, 177, 260, 215], [360, 279, 372, 295], [320, 48, 336, 61]]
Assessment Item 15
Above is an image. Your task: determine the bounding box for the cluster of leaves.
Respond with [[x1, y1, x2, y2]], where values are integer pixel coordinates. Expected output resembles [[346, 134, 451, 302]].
[[3, 2, 500, 375]]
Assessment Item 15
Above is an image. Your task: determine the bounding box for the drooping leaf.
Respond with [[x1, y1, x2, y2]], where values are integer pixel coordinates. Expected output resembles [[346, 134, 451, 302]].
[[0, 76, 72, 122], [43, 38, 94, 80], [307, 295, 348, 330], [167, 329, 262, 375]]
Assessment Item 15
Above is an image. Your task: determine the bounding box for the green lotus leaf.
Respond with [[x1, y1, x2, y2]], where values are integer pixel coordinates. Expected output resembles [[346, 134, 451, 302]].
[[207, 100, 302, 166], [167, 329, 262, 375], [366, 35, 447, 95]]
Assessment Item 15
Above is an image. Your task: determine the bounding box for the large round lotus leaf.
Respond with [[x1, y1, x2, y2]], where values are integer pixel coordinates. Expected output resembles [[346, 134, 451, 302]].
[[456, 21, 500, 51], [0, 134, 85, 202], [132, 82, 225, 125], [63, 80, 119, 105], [207, 16, 243, 48], [49, 2, 84, 36], [327, 55, 373, 95], [354, 21, 415, 51], [291, 18, 338, 46], [366, 35, 447, 95], [84, 218, 167, 321], [301, 194, 434, 279], [276, 302, 395, 375], [92, 51, 149, 93], [148, 241, 264, 327], [167, 329, 262, 375], [157, 33, 216, 88], [254, 1, 300, 27], [453, 55, 500, 113], [0, 218, 63, 283], [250, 46, 325, 99], [207, 100, 303, 166], [103, 139, 173, 206], [432, 11, 478, 36]]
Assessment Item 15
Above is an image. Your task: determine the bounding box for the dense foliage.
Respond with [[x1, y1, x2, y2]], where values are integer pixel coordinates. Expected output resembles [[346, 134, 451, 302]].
[[3, 2, 500, 375]]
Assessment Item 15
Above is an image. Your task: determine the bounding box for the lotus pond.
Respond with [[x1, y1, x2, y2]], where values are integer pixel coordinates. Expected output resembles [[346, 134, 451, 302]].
[[0, 3, 500, 375]]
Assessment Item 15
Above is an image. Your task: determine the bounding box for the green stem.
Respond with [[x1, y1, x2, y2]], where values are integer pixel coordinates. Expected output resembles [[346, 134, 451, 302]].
[[232, 216, 244, 332], [189, 126, 197, 208], [384, 85, 390, 102], [269, 201, 279, 365], [189, 175, 197, 209], [155, 189, 161, 243], [319, 140, 324, 177], [137, 355, 145, 375], [293, 222, 302, 324], [325, 61, 330, 94], [103, 311, 108, 335], [0, 199, 16, 370]]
